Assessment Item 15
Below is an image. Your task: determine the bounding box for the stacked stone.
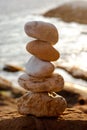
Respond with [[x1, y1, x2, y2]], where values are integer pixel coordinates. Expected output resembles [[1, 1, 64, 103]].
[[17, 21, 67, 117]]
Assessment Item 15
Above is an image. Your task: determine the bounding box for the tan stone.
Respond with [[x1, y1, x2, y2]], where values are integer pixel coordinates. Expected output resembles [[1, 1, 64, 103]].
[[17, 92, 67, 117], [24, 21, 58, 45], [44, 1, 87, 24], [18, 73, 64, 92], [25, 56, 55, 77], [26, 40, 60, 61]]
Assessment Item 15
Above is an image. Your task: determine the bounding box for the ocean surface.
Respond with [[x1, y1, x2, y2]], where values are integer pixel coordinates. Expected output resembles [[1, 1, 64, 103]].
[[0, 0, 87, 87]]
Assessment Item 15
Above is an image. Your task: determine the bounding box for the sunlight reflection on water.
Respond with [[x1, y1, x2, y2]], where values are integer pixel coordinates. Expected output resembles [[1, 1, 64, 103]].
[[0, 0, 87, 87]]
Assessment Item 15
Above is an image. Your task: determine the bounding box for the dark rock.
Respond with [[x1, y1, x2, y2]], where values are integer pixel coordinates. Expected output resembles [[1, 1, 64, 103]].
[[3, 64, 24, 72]]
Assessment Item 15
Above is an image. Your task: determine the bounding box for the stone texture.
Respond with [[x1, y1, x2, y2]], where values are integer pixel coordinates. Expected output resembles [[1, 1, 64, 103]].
[[24, 21, 58, 44], [17, 21, 67, 118], [56, 65, 87, 81], [44, 1, 87, 24], [18, 73, 64, 92], [1, 107, 87, 130], [17, 92, 67, 117], [26, 40, 60, 61], [1, 94, 87, 130], [0, 76, 12, 90], [0, 76, 25, 98], [25, 56, 55, 77]]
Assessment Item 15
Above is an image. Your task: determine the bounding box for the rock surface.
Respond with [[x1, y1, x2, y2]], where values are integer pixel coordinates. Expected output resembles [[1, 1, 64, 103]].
[[18, 73, 64, 92], [1, 82, 87, 129], [0, 76, 12, 90], [25, 56, 55, 77], [24, 21, 59, 44], [17, 91, 67, 117], [0, 76, 25, 98], [26, 40, 60, 61], [19, 20, 66, 117], [56, 65, 87, 81], [44, 1, 87, 24], [0, 105, 87, 130], [3, 64, 24, 72]]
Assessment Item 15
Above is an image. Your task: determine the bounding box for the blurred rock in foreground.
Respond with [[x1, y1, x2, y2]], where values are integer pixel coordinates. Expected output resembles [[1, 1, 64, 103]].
[[0, 76, 12, 90], [44, 1, 87, 24], [0, 76, 25, 98], [0, 105, 87, 130], [56, 65, 87, 81], [0, 81, 87, 129], [3, 64, 24, 72]]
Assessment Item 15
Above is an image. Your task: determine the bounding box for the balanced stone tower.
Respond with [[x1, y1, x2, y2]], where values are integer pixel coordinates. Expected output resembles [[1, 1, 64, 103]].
[[17, 21, 67, 117]]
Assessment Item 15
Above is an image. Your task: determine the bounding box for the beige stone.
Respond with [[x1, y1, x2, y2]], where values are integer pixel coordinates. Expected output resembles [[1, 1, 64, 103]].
[[18, 73, 64, 92], [44, 1, 87, 24], [24, 21, 58, 45], [26, 40, 60, 61], [25, 56, 55, 77], [17, 92, 67, 117]]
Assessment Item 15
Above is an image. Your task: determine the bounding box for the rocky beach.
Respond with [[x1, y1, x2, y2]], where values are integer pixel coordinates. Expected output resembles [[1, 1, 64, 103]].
[[0, 0, 87, 129]]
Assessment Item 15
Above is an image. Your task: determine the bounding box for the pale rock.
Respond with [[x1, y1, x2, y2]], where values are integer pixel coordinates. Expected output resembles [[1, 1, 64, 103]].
[[26, 40, 60, 61], [17, 91, 67, 117], [25, 56, 55, 77], [18, 73, 64, 92], [24, 21, 58, 45]]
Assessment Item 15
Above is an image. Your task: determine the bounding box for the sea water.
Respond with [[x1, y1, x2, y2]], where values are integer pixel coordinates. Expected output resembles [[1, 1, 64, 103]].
[[0, 0, 87, 87]]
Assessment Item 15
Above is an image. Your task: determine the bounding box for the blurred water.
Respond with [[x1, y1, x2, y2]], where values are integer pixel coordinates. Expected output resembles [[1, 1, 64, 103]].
[[0, 0, 87, 87]]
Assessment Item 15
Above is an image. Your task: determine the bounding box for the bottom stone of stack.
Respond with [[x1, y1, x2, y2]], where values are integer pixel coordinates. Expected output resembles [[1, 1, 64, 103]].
[[17, 91, 67, 117]]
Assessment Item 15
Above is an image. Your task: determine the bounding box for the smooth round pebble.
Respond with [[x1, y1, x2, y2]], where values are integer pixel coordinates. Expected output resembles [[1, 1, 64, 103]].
[[25, 56, 55, 78], [26, 40, 60, 61], [18, 73, 64, 92], [24, 21, 58, 45], [17, 91, 67, 117]]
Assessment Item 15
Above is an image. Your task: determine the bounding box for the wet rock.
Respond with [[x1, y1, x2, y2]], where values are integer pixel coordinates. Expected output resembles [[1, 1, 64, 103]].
[[44, 1, 87, 24], [3, 64, 24, 72]]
